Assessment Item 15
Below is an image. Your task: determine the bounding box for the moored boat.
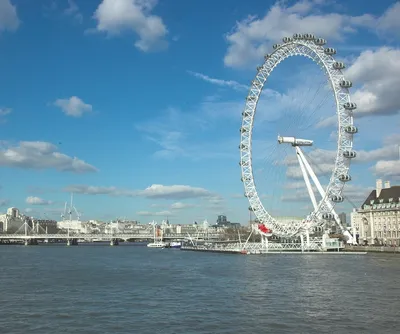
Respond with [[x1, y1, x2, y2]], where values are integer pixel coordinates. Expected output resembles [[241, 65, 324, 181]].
[[147, 241, 167, 248], [170, 241, 181, 249]]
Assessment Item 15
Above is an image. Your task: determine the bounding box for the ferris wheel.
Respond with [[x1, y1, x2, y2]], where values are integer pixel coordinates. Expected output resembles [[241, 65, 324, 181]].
[[239, 33, 357, 242]]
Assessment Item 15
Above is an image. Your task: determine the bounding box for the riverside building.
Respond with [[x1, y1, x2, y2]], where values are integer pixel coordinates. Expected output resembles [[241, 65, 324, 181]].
[[351, 179, 400, 246]]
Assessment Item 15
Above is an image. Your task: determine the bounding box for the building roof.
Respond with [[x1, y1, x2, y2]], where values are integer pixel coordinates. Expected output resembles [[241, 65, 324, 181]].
[[362, 186, 400, 207]]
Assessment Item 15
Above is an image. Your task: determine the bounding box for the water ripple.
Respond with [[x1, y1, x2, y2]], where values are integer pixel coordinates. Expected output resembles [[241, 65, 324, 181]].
[[0, 245, 399, 333]]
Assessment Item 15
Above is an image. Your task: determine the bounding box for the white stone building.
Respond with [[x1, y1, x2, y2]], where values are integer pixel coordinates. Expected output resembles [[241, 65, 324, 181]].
[[351, 179, 400, 246], [0, 207, 26, 233], [57, 219, 86, 233]]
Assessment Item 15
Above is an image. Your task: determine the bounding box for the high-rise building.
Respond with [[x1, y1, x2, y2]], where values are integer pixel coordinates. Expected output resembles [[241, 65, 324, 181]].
[[339, 212, 347, 227], [217, 215, 228, 225]]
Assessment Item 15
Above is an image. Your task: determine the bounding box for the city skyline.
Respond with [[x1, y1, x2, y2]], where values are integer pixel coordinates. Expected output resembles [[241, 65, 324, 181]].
[[0, 0, 399, 223]]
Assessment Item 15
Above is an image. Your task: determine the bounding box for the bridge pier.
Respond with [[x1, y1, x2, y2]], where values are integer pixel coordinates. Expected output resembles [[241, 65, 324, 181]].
[[110, 239, 119, 246], [67, 239, 78, 246], [24, 239, 38, 246]]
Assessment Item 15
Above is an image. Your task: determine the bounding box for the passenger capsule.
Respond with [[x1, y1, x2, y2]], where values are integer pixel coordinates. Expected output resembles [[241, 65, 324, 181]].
[[239, 161, 242, 166], [283, 37, 292, 43], [338, 174, 351, 182], [322, 213, 334, 220], [343, 102, 357, 110], [240, 127, 247, 133], [324, 47, 336, 55], [293, 33, 301, 39], [331, 195, 344, 203], [343, 150, 357, 158], [246, 95, 256, 102], [339, 80, 352, 88], [345, 125, 358, 134], [257, 66, 263, 72], [333, 62, 345, 69], [303, 33, 315, 40], [241, 176, 250, 182], [264, 54, 270, 61], [273, 44, 281, 49], [314, 38, 326, 45], [248, 206, 253, 211], [242, 111, 251, 117]]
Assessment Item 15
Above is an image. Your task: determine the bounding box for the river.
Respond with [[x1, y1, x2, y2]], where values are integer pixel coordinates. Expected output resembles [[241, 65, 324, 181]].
[[0, 244, 399, 333]]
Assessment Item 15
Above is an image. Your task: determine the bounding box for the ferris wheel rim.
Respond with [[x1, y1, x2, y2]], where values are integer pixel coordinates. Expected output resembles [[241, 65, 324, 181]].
[[239, 34, 357, 238]]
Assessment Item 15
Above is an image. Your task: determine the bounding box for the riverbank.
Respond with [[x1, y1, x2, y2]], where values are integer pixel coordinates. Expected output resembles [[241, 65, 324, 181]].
[[345, 245, 400, 253]]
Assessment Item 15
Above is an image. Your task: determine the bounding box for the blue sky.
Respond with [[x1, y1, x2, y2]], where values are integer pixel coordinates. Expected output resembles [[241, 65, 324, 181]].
[[0, 0, 399, 224]]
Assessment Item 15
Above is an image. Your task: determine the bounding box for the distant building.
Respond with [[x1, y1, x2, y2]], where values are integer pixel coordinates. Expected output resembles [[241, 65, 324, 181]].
[[217, 215, 228, 225], [214, 215, 241, 228], [57, 219, 86, 233], [33, 219, 58, 234], [0, 207, 27, 233], [339, 212, 347, 227], [351, 179, 400, 246]]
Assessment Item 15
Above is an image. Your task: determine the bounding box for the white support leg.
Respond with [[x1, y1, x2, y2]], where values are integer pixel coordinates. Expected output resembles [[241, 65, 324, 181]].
[[296, 147, 326, 199], [297, 147, 352, 243], [296, 146, 318, 211]]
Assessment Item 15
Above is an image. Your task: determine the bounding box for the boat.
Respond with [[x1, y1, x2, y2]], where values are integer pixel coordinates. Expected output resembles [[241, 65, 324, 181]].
[[147, 241, 167, 248], [147, 221, 167, 248], [169, 241, 182, 249]]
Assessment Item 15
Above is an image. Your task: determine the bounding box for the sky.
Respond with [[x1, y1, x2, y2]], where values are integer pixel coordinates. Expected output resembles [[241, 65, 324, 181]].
[[0, 0, 399, 224]]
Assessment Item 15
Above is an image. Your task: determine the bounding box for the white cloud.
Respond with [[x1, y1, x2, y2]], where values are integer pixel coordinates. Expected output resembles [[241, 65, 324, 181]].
[[64, 0, 83, 23], [372, 160, 400, 179], [376, 2, 400, 39], [0, 141, 98, 173], [369, 134, 400, 179], [136, 107, 238, 160], [54, 96, 92, 117], [137, 210, 173, 217], [140, 184, 212, 199], [0, 108, 11, 116], [223, 0, 376, 68], [207, 195, 225, 210], [64, 184, 214, 200], [346, 47, 400, 117], [170, 202, 196, 210], [286, 162, 334, 179], [358, 145, 399, 163], [280, 148, 336, 179], [316, 116, 336, 128], [0, 0, 20, 33], [64, 185, 134, 196], [93, 0, 168, 52], [25, 196, 52, 205], [187, 71, 248, 91], [136, 89, 288, 161], [282, 183, 373, 204], [282, 134, 400, 177]]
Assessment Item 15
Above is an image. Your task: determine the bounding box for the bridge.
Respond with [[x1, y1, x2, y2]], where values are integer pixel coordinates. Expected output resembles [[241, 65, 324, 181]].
[[0, 231, 222, 246]]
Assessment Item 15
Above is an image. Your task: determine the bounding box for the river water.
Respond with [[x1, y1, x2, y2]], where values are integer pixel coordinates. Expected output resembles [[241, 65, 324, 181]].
[[0, 244, 399, 333]]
